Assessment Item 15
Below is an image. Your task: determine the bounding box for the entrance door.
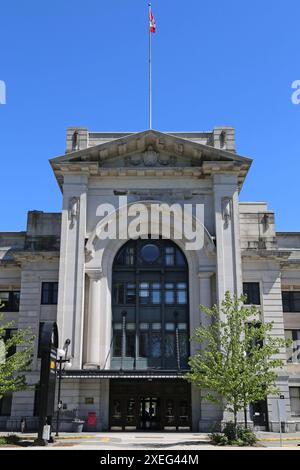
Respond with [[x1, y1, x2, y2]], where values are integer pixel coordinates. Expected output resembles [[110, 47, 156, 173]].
[[109, 379, 191, 431], [139, 397, 160, 430], [250, 400, 269, 430]]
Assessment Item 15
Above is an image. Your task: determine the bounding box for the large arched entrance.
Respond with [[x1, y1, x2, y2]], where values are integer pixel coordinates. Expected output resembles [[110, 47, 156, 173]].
[[109, 238, 191, 431]]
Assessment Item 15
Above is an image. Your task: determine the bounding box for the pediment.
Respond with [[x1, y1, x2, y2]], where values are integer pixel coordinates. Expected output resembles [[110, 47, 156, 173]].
[[50, 129, 252, 188], [101, 147, 193, 169]]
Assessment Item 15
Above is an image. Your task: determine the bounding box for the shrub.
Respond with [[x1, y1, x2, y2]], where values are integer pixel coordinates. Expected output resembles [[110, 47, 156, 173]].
[[237, 428, 257, 446], [210, 422, 257, 447], [0, 434, 21, 446]]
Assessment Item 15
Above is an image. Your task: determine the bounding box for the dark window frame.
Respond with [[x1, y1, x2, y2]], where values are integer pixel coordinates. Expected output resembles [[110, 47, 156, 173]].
[[112, 239, 189, 370], [290, 387, 300, 417], [0, 291, 20, 312], [282, 291, 300, 313], [285, 329, 300, 363], [41, 282, 58, 305], [243, 282, 261, 305]]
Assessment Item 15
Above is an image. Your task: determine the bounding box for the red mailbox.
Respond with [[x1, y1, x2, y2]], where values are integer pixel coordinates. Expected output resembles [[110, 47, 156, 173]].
[[87, 412, 97, 427]]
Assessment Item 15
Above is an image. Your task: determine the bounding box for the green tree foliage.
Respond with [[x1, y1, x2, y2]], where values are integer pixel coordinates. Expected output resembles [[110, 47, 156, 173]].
[[186, 292, 289, 430], [0, 308, 34, 398]]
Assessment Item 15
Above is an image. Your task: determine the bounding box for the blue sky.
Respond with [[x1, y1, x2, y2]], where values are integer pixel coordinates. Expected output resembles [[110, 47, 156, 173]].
[[0, 0, 299, 231]]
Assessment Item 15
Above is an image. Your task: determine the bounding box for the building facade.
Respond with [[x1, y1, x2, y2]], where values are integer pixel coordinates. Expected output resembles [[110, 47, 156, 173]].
[[1, 127, 300, 432]]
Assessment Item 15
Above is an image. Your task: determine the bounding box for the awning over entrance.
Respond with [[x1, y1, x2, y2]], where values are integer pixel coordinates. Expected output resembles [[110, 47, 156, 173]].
[[62, 370, 189, 380]]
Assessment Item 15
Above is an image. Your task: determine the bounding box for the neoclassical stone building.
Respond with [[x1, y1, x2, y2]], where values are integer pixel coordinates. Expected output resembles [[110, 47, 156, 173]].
[[1, 127, 300, 432]]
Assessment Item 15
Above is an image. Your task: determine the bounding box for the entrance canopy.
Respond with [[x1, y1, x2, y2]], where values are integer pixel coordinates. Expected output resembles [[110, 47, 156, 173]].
[[62, 370, 188, 380]]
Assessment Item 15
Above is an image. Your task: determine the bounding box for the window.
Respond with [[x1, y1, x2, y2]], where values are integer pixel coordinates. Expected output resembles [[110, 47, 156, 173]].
[[112, 283, 136, 305], [41, 282, 58, 305], [139, 282, 161, 305], [151, 324, 162, 358], [113, 323, 122, 357], [116, 246, 135, 266], [177, 283, 188, 305], [165, 283, 188, 305], [113, 283, 125, 304], [285, 330, 300, 363], [126, 323, 136, 357], [141, 244, 160, 263], [282, 291, 300, 312], [178, 323, 189, 358], [0, 291, 20, 312], [112, 323, 136, 358], [165, 323, 176, 358], [243, 283, 260, 305], [164, 245, 186, 267], [0, 394, 12, 416], [165, 322, 189, 360], [112, 240, 189, 370], [290, 387, 300, 417], [139, 324, 150, 358], [165, 247, 175, 266]]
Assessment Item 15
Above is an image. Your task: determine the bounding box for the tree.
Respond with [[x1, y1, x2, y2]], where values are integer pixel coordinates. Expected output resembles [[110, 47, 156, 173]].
[[186, 292, 288, 433], [0, 308, 34, 399]]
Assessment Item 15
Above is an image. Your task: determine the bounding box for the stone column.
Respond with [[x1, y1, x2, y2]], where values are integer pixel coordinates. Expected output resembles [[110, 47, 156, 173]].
[[198, 271, 214, 329], [213, 173, 243, 304], [84, 269, 103, 369], [57, 173, 88, 368], [195, 271, 217, 432]]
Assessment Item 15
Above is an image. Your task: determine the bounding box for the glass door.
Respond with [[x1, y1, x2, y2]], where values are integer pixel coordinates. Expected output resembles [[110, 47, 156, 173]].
[[139, 397, 160, 430]]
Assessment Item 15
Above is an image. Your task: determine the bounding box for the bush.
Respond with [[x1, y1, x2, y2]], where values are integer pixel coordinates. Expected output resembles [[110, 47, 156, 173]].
[[210, 422, 257, 447], [237, 428, 257, 446], [0, 434, 21, 446]]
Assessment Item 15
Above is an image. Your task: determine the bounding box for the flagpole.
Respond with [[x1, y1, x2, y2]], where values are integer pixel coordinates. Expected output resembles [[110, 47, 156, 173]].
[[148, 3, 152, 129]]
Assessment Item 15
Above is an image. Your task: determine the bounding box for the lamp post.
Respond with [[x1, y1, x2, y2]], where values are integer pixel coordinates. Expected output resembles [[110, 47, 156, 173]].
[[55, 339, 71, 437]]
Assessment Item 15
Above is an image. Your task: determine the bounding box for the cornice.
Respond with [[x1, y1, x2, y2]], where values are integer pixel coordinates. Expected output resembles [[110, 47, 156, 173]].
[[241, 249, 292, 262], [50, 130, 252, 191], [13, 251, 60, 263]]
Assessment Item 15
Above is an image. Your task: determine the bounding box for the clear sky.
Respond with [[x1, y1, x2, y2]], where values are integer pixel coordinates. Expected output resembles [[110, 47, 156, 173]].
[[0, 0, 299, 232]]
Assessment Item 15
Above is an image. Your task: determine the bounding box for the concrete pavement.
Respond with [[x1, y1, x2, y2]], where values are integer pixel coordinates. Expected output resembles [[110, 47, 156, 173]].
[[1, 431, 300, 450]]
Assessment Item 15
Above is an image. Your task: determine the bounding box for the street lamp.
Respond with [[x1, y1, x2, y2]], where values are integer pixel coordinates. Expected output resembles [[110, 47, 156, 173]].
[[55, 339, 71, 437]]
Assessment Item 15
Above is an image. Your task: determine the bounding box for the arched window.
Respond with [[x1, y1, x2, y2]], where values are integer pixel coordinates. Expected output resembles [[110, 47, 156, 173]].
[[111, 239, 189, 371]]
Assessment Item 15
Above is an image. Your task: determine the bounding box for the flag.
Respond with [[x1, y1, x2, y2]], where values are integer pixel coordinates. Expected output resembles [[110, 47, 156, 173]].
[[149, 6, 156, 33]]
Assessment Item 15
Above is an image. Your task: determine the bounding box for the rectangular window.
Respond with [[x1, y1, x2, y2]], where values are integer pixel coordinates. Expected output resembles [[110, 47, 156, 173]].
[[290, 387, 300, 417], [177, 283, 187, 305], [0, 291, 20, 312], [0, 394, 12, 416], [139, 282, 161, 305], [165, 332, 175, 358], [151, 332, 162, 358], [165, 247, 175, 266], [139, 331, 149, 358], [243, 283, 261, 305], [178, 331, 188, 358], [41, 282, 58, 305], [282, 292, 300, 312], [113, 327, 122, 357], [151, 283, 161, 304], [126, 332, 136, 357], [126, 282, 136, 305], [139, 282, 150, 305], [113, 283, 125, 304], [285, 330, 300, 363], [165, 283, 187, 305]]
